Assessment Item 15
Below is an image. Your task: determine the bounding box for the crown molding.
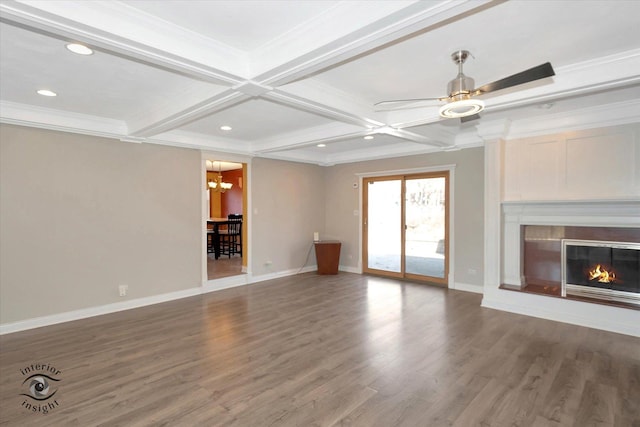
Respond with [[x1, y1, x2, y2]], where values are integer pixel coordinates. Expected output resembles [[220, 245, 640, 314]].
[[0, 100, 127, 138], [4, 96, 638, 165], [146, 130, 253, 156], [506, 98, 640, 140]]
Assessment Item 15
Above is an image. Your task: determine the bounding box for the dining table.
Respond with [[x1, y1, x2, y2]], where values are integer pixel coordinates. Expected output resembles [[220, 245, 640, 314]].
[[207, 218, 230, 259]]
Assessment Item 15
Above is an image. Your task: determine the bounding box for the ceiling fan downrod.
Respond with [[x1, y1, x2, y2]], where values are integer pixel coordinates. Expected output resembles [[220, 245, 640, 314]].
[[447, 50, 475, 101]]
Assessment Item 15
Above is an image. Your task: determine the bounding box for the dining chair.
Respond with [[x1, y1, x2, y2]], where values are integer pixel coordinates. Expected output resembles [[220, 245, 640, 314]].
[[220, 218, 242, 258], [206, 222, 215, 254]]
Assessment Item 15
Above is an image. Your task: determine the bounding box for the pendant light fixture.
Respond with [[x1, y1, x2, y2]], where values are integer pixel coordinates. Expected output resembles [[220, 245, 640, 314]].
[[208, 161, 233, 193]]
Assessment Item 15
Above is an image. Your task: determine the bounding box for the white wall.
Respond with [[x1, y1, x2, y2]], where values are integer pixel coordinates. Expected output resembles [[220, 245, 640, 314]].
[[503, 124, 640, 201]]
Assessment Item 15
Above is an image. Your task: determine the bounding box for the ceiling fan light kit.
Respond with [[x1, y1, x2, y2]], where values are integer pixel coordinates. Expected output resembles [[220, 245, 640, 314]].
[[439, 98, 485, 118]]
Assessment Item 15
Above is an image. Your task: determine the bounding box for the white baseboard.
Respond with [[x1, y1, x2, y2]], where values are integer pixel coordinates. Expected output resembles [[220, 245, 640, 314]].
[[482, 295, 640, 337], [0, 287, 203, 335], [0, 266, 320, 335], [0, 269, 518, 336], [202, 274, 250, 293], [339, 265, 360, 274], [450, 282, 484, 294], [250, 265, 317, 284]]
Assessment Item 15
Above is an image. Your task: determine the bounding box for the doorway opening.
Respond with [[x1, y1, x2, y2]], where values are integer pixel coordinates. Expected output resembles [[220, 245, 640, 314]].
[[206, 160, 247, 280], [363, 171, 450, 285]]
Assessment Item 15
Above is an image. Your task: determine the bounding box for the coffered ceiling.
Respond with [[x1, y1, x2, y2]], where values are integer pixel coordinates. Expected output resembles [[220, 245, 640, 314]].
[[1, 0, 639, 165]]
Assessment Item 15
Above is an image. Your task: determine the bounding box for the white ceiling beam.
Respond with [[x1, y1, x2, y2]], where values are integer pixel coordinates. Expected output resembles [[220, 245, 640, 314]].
[[380, 127, 450, 147], [128, 90, 250, 137], [0, 1, 247, 84], [325, 142, 442, 166], [274, 79, 388, 125], [257, 131, 369, 154], [252, 122, 367, 154], [264, 89, 384, 129], [253, 0, 496, 86]]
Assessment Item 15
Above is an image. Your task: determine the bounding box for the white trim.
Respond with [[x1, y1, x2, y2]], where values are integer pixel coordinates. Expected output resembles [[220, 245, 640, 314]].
[[250, 266, 317, 284], [203, 274, 250, 292], [0, 265, 317, 335], [200, 151, 253, 286], [0, 287, 202, 335], [482, 293, 640, 337], [354, 164, 457, 178], [451, 282, 484, 294], [339, 265, 361, 274]]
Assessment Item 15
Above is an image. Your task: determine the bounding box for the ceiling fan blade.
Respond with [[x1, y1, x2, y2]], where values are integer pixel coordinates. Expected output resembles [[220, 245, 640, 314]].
[[474, 62, 555, 95], [374, 97, 443, 107], [460, 113, 481, 123]]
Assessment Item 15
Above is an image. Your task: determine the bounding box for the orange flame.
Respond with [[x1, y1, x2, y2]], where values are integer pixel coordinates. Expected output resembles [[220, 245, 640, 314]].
[[588, 265, 615, 283]]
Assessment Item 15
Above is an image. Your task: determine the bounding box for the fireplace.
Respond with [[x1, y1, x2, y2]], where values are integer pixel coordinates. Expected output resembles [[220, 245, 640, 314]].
[[562, 239, 640, 306]]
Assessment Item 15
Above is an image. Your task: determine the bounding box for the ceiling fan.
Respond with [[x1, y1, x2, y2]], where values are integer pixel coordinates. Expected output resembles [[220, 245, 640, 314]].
[[375, 50, 555, 123]]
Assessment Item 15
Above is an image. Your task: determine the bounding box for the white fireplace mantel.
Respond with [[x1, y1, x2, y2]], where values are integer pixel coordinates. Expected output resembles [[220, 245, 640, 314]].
[[502, 199, 640, 288]]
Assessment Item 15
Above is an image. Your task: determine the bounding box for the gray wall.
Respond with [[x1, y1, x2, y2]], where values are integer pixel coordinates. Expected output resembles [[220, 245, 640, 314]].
[[0, 125, 202, 324], [250, 158, 326, 276], [0, 123, 482, 326], [324, 147, 485, 287]]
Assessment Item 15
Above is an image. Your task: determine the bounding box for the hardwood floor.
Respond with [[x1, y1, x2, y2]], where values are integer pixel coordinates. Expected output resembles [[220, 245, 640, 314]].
[[207, 254, 243, 280], [1, 273, 638, 426]]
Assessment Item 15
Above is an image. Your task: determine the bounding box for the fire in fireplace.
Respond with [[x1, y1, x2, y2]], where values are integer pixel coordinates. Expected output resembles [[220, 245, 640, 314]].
[[588, 264, 615, 283], [562, 239, 640, 306]]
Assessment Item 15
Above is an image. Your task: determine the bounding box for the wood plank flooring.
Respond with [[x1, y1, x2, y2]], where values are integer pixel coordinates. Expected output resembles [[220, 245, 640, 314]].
[[1, 273, 638, 426], [207, 254, 243, 280]]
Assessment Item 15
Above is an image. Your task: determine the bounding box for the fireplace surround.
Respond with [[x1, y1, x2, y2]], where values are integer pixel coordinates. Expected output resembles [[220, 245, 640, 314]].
[[501, 200, 640, 309]]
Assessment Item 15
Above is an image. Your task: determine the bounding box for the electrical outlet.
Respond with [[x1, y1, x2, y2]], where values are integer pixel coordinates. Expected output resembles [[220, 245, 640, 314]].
[[118, 285, 128, 297], [468, 268, 477, 276], [265, 260, 272, 267]]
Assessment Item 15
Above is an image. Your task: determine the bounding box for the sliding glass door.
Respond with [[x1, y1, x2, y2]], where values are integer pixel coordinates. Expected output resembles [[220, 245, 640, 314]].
[[363, 177, 403, 277], [363, 172, 449, 285]]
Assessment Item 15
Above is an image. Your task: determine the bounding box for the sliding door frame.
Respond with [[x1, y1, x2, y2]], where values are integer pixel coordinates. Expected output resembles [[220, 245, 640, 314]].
[[357, 165, 455, 288]]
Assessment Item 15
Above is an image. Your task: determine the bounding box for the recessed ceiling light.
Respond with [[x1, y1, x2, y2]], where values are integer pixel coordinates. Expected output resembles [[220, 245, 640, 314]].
[[317, 144, 326, 148], [66, 43, 93, 55], [37, 89, 57, 97], [220, 125, 232, 131], [364, 135, 374, 140]]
